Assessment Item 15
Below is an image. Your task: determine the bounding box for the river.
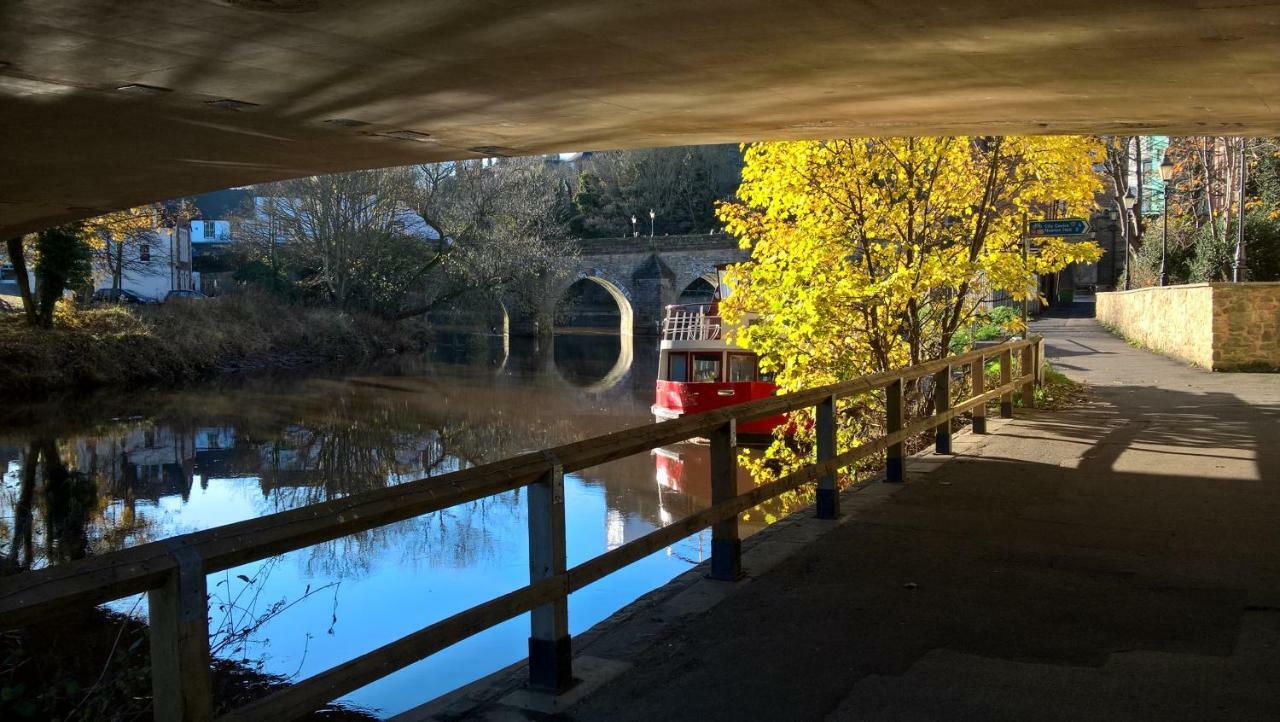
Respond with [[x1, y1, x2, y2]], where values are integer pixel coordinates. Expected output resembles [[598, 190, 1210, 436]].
[[0, 332, 785, 718]]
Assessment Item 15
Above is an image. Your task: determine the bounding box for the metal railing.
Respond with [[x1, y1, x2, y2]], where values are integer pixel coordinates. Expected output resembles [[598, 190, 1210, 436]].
[[0, 337, 1045, 721], [661, 304, 722, 341]]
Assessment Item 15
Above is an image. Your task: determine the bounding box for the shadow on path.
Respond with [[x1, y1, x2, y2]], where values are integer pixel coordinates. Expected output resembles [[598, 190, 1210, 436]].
[[565, 318, 1280, 722]]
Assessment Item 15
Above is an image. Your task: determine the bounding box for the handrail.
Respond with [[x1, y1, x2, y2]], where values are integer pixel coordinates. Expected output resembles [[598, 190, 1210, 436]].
[[0, 336, 1045, 721]]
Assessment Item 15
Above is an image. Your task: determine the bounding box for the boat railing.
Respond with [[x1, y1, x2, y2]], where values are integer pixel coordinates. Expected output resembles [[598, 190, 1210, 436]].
[[662, 303, 722, 341]]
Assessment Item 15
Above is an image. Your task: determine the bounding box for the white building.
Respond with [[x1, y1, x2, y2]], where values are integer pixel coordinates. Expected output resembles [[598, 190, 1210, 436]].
[[93, 223, 200, 300], [191, 219, 231, 244]]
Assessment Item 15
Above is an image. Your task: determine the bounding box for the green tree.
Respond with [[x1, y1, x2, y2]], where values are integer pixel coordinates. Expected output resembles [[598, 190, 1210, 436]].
[[32, 224, 92, 327], [572, 145, 742, 237]]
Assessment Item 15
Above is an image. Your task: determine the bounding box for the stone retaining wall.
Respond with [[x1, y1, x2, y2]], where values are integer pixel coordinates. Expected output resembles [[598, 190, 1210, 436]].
[[1097, 283, 1280, 371]]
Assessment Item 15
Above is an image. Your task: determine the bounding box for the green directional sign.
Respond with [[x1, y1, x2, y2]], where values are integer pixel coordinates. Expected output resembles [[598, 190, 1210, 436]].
[[1028, 218, 1089, 237]]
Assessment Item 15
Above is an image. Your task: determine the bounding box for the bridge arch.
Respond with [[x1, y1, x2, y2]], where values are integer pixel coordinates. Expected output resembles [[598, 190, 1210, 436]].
[[545, 332, 636, 394], [675, 271, 721, 307], [553, 273, 635, 336]]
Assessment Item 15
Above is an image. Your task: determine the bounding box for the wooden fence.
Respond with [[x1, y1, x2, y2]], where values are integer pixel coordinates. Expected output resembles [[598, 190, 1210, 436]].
[[0, 337, 1044, 721]]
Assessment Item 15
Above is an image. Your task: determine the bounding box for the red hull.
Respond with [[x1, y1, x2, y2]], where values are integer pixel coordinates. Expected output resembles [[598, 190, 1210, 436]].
[[652, 379, 785, 436]]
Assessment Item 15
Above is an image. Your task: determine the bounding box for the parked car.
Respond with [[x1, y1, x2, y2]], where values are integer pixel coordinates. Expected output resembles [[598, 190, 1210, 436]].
[[163, 289, 208, 303], [91, 288, 157, 305]]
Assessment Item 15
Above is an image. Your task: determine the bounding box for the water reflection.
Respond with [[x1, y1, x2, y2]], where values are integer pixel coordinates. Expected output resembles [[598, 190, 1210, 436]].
[[0, 333, 794, 717]]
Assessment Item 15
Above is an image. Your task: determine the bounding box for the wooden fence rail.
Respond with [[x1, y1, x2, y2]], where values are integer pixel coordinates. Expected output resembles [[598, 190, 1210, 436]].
[[0, 337, 1045, 722]]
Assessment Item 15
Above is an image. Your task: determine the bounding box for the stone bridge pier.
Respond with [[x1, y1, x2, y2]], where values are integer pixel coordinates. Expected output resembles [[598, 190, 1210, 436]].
[[508, 234, 750, 337]]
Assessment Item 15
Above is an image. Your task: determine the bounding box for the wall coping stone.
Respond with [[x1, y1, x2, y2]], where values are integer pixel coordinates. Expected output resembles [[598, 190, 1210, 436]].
[[1100, 282, 1280, 296]]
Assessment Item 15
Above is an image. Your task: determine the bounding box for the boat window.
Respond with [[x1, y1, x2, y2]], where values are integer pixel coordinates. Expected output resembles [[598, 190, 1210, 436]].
[[668, 353, 689, 382], [692, 353, 722, 382], [728, 354, 756, 382]]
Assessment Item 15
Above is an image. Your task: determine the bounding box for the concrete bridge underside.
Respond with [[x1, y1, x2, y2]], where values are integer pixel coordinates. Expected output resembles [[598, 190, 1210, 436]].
[[4, 0, 1280, 238]]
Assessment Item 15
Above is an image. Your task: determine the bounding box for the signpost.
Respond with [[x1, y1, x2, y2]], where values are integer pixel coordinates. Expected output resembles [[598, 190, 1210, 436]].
[[1028, 218, 1090, 238], [1023, 217, 1092, 328]]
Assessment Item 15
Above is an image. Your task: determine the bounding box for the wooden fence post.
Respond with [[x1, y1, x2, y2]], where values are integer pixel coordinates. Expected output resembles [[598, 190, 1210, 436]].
[[816, 394, 838, 519], [999, 349, 1013, 418], [709, 420, 742, 580], [1036, 337, 1046, 385], [1021, 344, 1036, 409], [528, 463, 572, 692], [885, 379, 904, 482], [149, 540, 213, 722], [971, 356, 987, 434], [934, 365, 952, 454]]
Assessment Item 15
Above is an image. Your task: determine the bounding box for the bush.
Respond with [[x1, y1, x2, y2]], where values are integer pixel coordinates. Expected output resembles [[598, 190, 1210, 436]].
[[0, 293, 425, 396], [949, 305, 1021, 354], [1129, 211, 1280, 285]]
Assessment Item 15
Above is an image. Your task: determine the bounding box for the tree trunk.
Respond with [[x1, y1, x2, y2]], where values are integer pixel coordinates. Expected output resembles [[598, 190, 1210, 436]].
[[8, 442, 39, 569], [1203, 137, 1222, 244], [5, 237, 38, 324], [113, 238, 124, 292], [1134, 138, 1146, 238]]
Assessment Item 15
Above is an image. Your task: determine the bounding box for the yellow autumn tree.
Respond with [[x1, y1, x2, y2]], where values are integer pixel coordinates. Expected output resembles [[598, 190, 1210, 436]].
[[717, 136, 1103, 479]]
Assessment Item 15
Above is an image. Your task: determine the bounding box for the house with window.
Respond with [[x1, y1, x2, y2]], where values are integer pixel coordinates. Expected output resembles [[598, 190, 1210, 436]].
[[92, 222, 200, 301]]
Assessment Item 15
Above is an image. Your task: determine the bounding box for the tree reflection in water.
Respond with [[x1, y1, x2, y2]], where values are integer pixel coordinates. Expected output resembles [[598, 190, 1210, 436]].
[[0, 340, 639, 576], [0, 335, 824, 715]]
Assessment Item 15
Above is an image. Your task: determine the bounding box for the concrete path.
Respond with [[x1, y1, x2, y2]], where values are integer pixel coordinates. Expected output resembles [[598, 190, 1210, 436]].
[[551, 306, 1280, 721]]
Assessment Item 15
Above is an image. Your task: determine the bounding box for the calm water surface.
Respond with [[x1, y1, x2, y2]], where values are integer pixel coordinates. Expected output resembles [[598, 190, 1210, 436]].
[[0, 333, 775, 718]]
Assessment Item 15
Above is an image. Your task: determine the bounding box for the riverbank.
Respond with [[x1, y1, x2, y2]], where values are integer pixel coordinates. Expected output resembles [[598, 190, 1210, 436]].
[[0, 604, 378, 720], [0, 295, 427, 397]]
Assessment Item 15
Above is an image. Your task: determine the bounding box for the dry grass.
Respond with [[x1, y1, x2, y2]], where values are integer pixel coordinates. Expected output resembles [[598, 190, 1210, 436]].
[[0, 293, 423, 396]]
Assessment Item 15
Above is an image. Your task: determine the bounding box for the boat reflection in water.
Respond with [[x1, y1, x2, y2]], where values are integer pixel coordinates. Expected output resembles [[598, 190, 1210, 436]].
[[0, 332, 810, 716]]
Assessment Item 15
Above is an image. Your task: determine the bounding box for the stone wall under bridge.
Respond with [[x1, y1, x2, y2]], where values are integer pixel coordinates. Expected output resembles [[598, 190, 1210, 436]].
[[1096, 283, 1280, 371], [508, 234, 751, 336]]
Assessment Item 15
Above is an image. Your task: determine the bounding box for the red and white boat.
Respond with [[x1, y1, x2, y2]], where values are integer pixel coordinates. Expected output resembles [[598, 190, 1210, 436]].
[[651, 268, 784, 441]]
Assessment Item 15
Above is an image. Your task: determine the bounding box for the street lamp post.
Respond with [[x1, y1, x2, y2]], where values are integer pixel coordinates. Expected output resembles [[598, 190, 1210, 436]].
[[1106, 208, 1119, 289], [1159, 153, 1175, 287], [649, 209, 655, 239], [1233, 138, 1247, 283], [1122, 188, 1137, 290], [630, 215, 637, 238]]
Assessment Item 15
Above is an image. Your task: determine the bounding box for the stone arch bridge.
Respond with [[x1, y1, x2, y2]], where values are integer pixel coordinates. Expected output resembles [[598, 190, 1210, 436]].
[[509, 233, 750, 337]]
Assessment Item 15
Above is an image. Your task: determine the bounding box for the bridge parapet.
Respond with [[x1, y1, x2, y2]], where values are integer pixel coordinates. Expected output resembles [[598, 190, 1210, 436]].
[[564, 233, 743, 256]]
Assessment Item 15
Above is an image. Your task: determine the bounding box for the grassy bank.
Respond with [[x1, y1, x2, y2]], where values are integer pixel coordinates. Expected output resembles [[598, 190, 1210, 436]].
[[0, 606, 377, 720], [0, 294, 425, 396]]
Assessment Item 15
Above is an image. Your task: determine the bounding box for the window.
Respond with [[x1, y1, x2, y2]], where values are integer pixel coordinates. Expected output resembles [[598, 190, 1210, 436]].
[[692, 353, 722, 382], [139, 244, 150, 262], [668, 353, 689, 382], [759, 368, 777, 384], [728, 354, 756, 382]]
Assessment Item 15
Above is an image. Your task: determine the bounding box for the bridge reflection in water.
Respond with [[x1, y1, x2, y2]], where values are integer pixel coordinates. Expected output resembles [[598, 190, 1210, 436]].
[[0, 332, 797, 717]]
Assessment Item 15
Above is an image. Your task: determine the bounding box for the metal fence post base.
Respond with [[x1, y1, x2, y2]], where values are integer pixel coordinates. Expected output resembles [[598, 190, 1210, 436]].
[[710, 538, 743, 581], [816, 487, 838, 519], [528, 635, 574, 693]]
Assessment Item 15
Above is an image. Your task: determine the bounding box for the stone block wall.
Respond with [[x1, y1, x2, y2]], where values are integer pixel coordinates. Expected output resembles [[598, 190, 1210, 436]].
[[1211, 283, 1280, 370], [1097, 283, 1280, 371]]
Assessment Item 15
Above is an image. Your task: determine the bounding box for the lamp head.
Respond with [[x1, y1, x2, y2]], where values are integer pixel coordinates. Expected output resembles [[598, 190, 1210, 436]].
[[1160, 154, 1175, 183]]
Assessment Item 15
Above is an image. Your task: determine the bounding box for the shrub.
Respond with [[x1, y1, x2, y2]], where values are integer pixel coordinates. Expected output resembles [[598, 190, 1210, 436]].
[[0, 294, 423, 396], [1129, 211, 1280, 286]]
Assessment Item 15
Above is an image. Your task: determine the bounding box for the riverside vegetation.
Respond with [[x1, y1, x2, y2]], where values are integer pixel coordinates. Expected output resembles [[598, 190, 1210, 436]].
[[0, 293, 424, 397]]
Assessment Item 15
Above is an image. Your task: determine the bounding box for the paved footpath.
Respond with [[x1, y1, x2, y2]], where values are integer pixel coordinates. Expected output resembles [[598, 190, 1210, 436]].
[[549, 310, 1280, 721], [414, 308, 1280, 721]]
